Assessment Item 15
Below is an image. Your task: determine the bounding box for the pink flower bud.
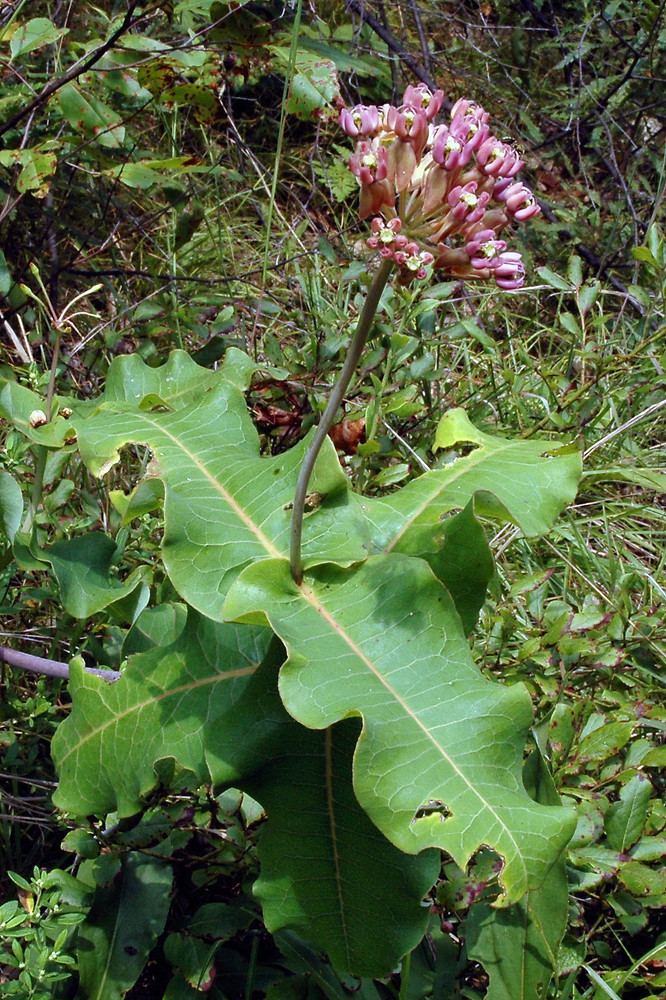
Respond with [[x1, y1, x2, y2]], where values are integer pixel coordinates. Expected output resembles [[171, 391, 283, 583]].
[[340, 104, 380, 138], [498, 182, 541, 221], [394, 240, 420, 266], [494, 251, 525, 289], [402, 83, 445, 120]]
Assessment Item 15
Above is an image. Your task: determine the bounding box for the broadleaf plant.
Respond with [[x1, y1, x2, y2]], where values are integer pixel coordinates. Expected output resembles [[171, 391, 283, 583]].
[[1, 80, 586, 997]]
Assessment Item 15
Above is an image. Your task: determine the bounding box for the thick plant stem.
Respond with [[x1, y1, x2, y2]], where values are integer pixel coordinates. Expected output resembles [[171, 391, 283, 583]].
[[0, 645, 120, 682], [290, 258, 394, 584]]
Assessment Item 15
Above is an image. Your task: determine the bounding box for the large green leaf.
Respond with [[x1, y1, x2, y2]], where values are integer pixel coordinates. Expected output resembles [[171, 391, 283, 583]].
[[365, 408, 581, 556], [72, 371, 369, 619], [432, 501, 494, 634], [224, 555, 575, 905], [208, 658, 439, 977], [76, 853, 172, 1000], [466, 748, 570, 1000], [52, 607, 271, 818]]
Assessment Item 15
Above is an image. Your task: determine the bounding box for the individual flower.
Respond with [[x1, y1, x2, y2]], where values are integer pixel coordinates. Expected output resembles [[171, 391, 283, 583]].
[[386, 105, 429, 157], [476, 136, 524, 177], [341, 83, 540, 287], [431, 126, 464, 171], [402, 83, 445, 120], [394, 242, 434, 282], [349, 140, 387, 185], [340, 104, 380, 138], [465, 230, 507, 269], [494, 251, 526, 289], [366, 217, 407, 252], [447, 183, 490, 225]]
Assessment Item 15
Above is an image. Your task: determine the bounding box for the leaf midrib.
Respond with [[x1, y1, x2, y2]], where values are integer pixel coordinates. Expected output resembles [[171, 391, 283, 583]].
[[383, 438, 526, 552], [324, 728, 353, 969], [58, 664, 257, 765], [298, 577, 524, 882], [138, 412, 283, 560]]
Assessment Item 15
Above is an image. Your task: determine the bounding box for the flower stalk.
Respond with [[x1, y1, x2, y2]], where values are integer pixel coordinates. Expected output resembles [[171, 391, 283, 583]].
[[289, 257, 394, 584]]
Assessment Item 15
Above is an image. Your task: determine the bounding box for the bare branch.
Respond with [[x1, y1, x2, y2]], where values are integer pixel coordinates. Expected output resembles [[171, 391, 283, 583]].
[[0, 2, 145, 140], [345, 0, 450, 107]]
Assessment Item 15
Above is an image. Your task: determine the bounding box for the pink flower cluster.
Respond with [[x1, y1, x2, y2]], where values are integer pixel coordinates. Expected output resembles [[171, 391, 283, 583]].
[[340, 84, 540, 289]]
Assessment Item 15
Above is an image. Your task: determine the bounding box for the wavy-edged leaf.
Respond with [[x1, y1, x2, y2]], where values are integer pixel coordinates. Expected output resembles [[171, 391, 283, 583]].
[[224, 555, 575, 904], [0, 377, 76, 447], [52, 608, 271, 818], [208, 658, 438, 977], [100, 346, 264, 408], [73, 378, 369, 620], [466, 748, 570, 1000], [364, 409, 581, 556]]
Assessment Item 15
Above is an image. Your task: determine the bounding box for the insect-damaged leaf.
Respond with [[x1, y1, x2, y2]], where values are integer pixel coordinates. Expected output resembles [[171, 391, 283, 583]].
[[224, 555, 575, 905]]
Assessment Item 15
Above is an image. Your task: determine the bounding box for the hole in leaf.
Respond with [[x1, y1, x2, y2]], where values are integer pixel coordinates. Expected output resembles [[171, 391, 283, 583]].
[[413, 798, 451, 821], [437, 441, 480, 466]]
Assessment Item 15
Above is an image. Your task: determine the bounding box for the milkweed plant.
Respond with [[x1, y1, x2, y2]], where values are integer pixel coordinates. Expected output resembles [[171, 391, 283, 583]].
[[0, 83, 582, 999]]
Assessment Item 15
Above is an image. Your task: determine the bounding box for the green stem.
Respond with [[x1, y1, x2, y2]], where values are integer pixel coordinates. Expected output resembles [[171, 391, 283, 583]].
[[290, 258, 394, 584], [45, 327, 61, 421], [23, 327, 62, 533], [23, 445, 47, 533]]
